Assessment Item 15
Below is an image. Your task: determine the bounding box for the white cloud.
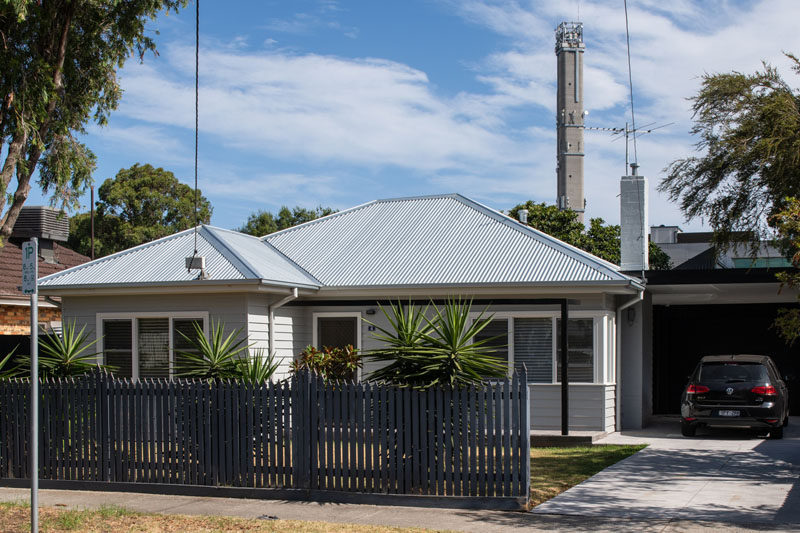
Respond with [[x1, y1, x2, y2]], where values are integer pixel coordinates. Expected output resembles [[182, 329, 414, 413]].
[[117, 47, 523, 173], [96, 0, 800, 231]]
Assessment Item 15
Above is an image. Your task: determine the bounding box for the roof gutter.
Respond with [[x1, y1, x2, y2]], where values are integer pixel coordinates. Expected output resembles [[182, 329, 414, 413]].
[[269, 288, 299, 355], [615, 289, 644, 432]]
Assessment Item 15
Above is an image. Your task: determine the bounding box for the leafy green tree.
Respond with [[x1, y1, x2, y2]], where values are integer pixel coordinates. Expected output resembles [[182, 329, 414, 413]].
[[508, 201, 671, 270], [68, 164, 212, 257], [0, 0, 185, 244], [238, 205, 336, 236], [773, 197, 800, 344], [660, 53, 800, 254]]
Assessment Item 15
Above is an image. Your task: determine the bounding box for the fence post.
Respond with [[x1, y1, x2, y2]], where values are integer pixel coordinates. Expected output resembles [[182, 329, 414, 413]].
[[291, 370, 311, 490], [95, 368, 109, 482], [521, 364, 531, 501]]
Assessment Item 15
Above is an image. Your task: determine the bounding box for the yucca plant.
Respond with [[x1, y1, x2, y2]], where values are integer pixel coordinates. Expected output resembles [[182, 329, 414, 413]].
[[366, 297, 508, 388], [175, 320, 250, 379], [0, 345, 20, 379], [234, 348, 279, 384], [417, 297, 508, 387], [365, 300, 431, 384], [21, 321, 103, 378]]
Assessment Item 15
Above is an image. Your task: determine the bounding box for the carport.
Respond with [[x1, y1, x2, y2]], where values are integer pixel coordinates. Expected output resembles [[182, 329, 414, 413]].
[[647, 269, 800, 416]]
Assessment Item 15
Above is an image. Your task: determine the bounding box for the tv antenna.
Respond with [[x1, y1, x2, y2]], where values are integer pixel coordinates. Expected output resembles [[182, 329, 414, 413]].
[[584, 121, 673, 175]]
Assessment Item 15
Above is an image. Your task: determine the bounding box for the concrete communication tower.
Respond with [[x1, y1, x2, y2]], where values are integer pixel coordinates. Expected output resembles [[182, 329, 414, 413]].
[[555, 21, 586, 222]]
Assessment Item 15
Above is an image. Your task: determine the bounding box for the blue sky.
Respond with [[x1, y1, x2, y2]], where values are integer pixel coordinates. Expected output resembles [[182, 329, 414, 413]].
[[26, 0, 800, 232]]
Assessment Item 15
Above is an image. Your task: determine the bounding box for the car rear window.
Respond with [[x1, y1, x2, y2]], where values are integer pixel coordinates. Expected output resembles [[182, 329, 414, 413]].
[[699, 362, 769, 382]]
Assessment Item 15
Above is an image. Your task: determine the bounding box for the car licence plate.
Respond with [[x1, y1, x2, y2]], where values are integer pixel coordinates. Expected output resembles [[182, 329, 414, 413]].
[[718, 410, 740, 417]]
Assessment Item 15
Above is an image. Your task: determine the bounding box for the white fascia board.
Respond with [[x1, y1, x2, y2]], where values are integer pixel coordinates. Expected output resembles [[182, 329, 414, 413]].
[[0, 297, 59, 308]]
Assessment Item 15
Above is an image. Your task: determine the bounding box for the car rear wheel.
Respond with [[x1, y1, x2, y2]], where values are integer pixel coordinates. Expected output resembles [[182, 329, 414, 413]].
[[783, 415, 789, 427], [681, 420, 696, 437], [770, 426, 784, 439]]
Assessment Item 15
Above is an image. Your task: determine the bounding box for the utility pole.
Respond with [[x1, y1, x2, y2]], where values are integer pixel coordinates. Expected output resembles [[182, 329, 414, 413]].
[[90, 185, 95, 260]]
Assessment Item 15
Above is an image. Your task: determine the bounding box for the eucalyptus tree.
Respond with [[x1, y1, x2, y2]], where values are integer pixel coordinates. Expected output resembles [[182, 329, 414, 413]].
[[0, 0, 186, 243]]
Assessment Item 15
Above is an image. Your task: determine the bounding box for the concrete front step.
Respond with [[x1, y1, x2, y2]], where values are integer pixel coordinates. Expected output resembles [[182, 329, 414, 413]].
[[530, 430, 608, 447]]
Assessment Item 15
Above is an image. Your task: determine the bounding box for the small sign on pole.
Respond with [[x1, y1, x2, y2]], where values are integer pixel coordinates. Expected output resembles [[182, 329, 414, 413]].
[[22, 238, 39, 533]]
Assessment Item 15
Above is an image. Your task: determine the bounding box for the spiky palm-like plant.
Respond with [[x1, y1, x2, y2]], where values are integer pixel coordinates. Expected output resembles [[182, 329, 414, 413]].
[[366, 298, 508, 388], [0, 345, 20, 379], [175, 320, 250, 380], [26, 321, 103, 378], [234, 348, 279, 384], [365, 300, 431, 384], [417, 298, 508, 387]]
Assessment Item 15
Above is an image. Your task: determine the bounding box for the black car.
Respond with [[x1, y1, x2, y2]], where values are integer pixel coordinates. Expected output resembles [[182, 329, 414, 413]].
[[681, 354, 789, 439]]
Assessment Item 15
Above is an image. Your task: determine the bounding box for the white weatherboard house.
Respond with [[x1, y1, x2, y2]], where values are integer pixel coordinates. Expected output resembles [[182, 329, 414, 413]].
[[38, 194, 650, 431]]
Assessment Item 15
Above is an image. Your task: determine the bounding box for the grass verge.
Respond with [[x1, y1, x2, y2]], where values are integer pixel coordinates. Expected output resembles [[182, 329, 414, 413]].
[[530, 444, 647, 506], [0, 502, 446, 532], [0, 444, 644, 529]]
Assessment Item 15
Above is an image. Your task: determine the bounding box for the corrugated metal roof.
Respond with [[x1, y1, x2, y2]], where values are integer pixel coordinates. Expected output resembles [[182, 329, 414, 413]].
[[202, 226, 320, 287], [264, 194, 634, 287], [39, 226, 320, 289], [40, 194, 637, 291]]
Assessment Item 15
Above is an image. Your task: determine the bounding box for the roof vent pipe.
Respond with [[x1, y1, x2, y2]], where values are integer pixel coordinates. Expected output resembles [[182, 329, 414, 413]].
[[519, 209, 528, 225]]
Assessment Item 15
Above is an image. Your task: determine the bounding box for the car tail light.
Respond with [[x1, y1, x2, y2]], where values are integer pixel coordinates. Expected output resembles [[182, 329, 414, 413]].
[[765, 419, 779, 424], [687, 384, 709, 394], [751, 385, 777, 396]]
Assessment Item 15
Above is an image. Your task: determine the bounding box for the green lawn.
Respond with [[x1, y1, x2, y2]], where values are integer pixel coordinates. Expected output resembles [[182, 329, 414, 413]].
[[530, 444, 647, 506]]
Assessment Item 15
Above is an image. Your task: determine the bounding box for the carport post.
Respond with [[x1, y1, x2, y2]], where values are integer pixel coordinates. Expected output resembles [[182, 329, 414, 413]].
[[561, 299, 569, 435]]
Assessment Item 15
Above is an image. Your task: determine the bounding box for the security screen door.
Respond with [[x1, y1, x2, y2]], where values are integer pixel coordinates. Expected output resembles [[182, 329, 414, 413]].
[[318, 317, 357, 349]]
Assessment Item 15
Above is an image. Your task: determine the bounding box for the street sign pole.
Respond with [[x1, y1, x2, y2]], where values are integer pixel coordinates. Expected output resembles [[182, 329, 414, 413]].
[[22, 238, 38, 533]]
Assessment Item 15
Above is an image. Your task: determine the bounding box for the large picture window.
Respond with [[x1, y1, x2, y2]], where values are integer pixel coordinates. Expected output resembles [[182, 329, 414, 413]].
[[475, 313, 607, 384], [98, 313, 207, 379]]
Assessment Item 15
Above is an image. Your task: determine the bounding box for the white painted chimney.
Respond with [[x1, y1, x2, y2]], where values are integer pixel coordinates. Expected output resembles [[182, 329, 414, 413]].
[[620, 164, 649, 271]]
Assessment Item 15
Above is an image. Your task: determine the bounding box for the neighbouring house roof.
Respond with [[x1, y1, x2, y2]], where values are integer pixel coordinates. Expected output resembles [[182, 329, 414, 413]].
[[0, 240, 89, 300], [39, 194, 640, 292], [39, 226, 320, 290], [264, 194, 636, 288]]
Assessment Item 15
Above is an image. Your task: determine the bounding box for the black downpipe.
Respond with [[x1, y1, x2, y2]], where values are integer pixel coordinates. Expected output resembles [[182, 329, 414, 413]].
[[561, 299, 569, 435]]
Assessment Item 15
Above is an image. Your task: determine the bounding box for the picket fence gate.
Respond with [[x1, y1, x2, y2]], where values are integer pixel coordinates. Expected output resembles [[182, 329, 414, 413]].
[[0, 369, 530, 508]]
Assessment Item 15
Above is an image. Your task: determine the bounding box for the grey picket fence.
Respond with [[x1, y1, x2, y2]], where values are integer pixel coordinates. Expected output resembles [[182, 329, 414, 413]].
[[0, 369, 530, 505]]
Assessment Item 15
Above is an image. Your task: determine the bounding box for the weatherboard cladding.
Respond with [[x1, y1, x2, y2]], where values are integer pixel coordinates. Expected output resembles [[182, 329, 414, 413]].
[[264, 194, 627, 287]]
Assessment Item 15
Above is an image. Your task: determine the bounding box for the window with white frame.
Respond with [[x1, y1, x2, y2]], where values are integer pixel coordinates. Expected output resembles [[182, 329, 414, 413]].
[[98, 313, 207, 379], [474, 313, 611, 384]]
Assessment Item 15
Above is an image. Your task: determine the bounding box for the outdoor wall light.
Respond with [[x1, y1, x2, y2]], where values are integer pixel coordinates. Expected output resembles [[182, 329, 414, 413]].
[[366, 308, 376, 315], [626, 307, 636, 326]]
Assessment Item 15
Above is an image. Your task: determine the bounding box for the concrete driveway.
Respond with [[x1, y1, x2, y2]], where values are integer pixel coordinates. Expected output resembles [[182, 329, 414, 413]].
[[531, 416, 800, 527]]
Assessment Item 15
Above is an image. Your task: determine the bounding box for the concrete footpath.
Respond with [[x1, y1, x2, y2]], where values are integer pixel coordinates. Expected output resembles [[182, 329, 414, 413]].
[[0, 486, 796, 532]]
